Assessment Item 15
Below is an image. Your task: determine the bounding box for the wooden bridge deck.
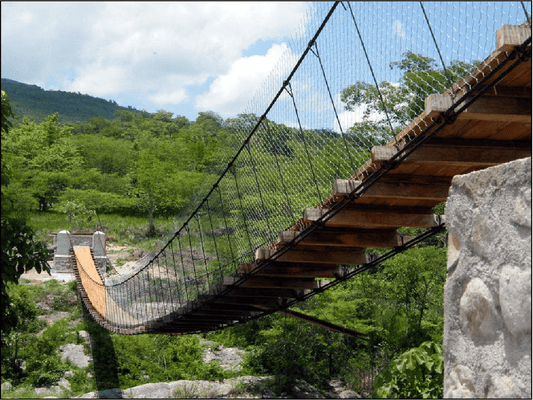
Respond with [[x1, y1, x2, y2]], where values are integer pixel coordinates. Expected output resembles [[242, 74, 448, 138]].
[[72, 23, 531, 335]]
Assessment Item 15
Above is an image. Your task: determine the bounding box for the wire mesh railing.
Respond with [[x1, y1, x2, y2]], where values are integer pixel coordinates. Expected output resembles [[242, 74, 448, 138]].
[[71, 1, 531, 334]]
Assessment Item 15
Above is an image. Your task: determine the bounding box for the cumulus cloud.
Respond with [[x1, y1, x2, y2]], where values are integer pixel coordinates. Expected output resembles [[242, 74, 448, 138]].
[[1, 2, 309, 118], [392, 20, 406, 39], [195, 43, 297, 117]]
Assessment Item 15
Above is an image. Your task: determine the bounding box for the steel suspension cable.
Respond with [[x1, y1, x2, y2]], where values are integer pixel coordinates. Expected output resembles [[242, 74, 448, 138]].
[[195, 214, 210, 291], [420, 2, 454, 90], [177, 234, 189, 303], [232, 171, 255, 257], [264, 120, 296, 223], [169, 240, 181, 307], [310, 41, 356, 172], [205, 198, 224, 283], [185, 224, 200, 296], [345, 1, 396, 141], [521, 1, 531, 25], [245, 144, 273, 241], [216, 186, 237, 273], [285, 81, 323, 202]]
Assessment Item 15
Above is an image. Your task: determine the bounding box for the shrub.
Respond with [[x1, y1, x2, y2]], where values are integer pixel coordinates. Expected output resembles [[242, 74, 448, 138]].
[[373, 341, 443, 399]]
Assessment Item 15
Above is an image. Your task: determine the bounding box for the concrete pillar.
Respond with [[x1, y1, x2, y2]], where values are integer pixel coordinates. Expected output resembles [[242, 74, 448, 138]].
[[53, 230, 71, 273], [444, 157, 531, 398], [92, 231, 107, 275]]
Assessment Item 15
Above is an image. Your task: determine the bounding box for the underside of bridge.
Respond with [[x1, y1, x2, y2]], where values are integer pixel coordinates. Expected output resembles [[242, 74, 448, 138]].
[[71, 21, 531, 335]]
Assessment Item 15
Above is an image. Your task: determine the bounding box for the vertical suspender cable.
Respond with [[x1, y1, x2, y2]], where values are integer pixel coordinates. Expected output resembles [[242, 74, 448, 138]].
[[310, 42, 356, 172], [245, 144, 273, 241], [205, 198, 224, 283], [233, 171, 255, 257], [346, 1, 396, 140], [286, 82, 323, 202], [264, 119, 296, 223], [216, 186, 237, 273], [420, 2, 454, 89]]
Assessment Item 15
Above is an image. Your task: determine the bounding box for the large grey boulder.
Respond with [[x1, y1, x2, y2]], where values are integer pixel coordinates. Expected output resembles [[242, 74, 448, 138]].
[[59, 343, 92, 368]]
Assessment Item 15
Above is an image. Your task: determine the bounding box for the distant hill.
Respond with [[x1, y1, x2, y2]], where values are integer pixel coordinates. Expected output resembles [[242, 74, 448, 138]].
[[1, 78, 141, 124]]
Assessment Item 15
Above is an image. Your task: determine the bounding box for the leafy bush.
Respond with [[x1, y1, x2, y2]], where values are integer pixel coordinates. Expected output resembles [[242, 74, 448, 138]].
[[22, 319, 70, 387], [373, 341, 443, 399]]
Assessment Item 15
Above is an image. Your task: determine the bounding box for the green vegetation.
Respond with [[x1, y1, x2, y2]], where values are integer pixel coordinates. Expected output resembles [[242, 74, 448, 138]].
[[1, 78, 141, 124], [204, 244, 447, 397], [374, 341, 444, 398], [1, 279, 234, 398], [1, 50, 463, 398]]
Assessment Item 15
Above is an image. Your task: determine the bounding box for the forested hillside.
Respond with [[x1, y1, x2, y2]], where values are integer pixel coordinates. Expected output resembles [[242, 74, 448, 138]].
[[1, 78, 141, 124]]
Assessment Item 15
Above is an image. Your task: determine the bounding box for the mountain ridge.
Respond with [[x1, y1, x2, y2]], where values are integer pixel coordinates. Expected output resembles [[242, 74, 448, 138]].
[[1, 78, 141, 124]]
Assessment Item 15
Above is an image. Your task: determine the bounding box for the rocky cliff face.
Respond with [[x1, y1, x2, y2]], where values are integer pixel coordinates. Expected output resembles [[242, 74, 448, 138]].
[[444, 157, 531, 398]]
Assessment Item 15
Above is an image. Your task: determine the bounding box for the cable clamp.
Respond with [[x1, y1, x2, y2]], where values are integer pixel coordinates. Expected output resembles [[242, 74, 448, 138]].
[[440, 110, 457, 125]]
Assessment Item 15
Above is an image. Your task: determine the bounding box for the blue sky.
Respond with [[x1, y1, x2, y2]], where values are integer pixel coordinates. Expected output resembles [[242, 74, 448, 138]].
[[1, 2, 309, 121]]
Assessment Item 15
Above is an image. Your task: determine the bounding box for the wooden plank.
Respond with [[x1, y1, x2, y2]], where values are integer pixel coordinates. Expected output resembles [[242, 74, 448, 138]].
[[221, 287, 302, 298], [425, 138, 532, 149], [241, 263, 345, 278], [496, 24, 532, 51], [457, 85, 532, 99], [179, 315, 239, 323], [333, 179, 449, 201], [193, 309, 261, 319], [199, 303, 266, 312], [278, 228, 405, 248], [372, 143, 531, 167], [223, 276, 325, 290], [212, 296, 282, 306], [255, 245, 368, 265], [73, 246, 106, 318], [425, 93, 531, 123], [304, 207, 439, 229]]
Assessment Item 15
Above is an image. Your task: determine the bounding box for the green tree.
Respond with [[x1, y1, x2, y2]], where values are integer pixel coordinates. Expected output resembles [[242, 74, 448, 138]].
[[341, 51, 479, 128], [1, 91, 51, 329]]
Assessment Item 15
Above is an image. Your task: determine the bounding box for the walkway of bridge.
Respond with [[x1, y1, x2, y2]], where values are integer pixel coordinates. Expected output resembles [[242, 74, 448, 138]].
[[71, 11, 531, 335]]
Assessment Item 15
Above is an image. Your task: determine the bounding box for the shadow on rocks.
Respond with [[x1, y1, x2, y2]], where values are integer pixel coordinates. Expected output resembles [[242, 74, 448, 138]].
[[83, 305, 122, 399]]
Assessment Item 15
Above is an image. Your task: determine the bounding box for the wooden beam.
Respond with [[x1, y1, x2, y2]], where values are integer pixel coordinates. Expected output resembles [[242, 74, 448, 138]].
[[496, 24, 532, 51], [212, 296, 282, 306], [372, 143, 531, 167], [255, 245, 368, 265], [194, 309, 261, 316], [304, 207, 440, 229], [252, 304, 364, 337], [279, 308, 364, 338], [223, 276, 326, 290], [238, 262, 345, 278], [197, 302, 266, 313], [425, 138, 532, 149], [220, 287, 302, 298], [425, 93, 531, 123], [278, 228, 406, 248], [333, 178, 449, 201], [180, 315, 239, 323], [459, 86, 532, 99], [162, 319, 231, 326]]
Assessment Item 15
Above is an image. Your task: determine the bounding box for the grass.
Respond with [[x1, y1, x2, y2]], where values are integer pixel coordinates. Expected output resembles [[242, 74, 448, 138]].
[[1, 384, 71, 399], [27, 210, 182, 249]]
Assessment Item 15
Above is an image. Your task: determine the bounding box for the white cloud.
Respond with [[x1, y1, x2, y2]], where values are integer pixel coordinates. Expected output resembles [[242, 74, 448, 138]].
[[1, 2, 309, 118], [195, 43, 297, 117], [392, 20, 406, 39]]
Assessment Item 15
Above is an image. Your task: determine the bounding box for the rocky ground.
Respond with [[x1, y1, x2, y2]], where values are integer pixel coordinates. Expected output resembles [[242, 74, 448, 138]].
[[2, 331, 360, 398], [12, 245, 364, 399]]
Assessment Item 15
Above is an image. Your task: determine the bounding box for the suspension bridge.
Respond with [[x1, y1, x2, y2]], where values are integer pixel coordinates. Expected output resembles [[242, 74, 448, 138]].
[[69, 2, 532, 335]]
